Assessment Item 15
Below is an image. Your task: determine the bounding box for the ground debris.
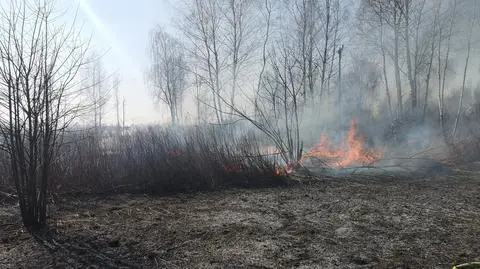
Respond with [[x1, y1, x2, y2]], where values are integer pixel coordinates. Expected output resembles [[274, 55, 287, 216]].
[[1, 172, 479, 268]]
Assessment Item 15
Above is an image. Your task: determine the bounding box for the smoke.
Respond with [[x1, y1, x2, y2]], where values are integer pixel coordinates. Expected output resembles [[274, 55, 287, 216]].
[[286, 81, 453, 171]]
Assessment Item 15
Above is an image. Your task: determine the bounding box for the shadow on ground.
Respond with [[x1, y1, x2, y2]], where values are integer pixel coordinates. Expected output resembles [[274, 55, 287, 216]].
[[31, 227, 143, 269]]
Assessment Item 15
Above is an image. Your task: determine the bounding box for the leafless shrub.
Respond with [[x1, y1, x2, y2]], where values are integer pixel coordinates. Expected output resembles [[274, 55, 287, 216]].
[[48, 125, 286, 196]]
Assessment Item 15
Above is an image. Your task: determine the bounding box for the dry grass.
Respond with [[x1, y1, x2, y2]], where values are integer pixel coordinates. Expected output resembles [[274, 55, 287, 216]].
[[1, 167, 479, 268], [43, 125, 288, 195]]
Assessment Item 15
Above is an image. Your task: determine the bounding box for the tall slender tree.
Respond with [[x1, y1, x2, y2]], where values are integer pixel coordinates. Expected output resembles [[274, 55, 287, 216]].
[[147, 26, 187, 126]]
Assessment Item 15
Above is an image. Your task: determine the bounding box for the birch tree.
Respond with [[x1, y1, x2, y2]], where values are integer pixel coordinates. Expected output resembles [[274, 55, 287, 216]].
[[85, 53, 110, 133], [452, 0, 478, 138], [362, 0, 405, 118], [357, 1, 394, 119], [113, 74, 121, 132], [181, 0, 225, 124], [223, 0, 256, 117], [288, 0, 344, 102], [147, 26, 186, 126], [436, 0, 457, 138]]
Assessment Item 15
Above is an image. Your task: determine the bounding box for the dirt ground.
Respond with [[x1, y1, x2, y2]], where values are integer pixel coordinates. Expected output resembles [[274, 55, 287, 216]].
[[1, 168, 479, 269]]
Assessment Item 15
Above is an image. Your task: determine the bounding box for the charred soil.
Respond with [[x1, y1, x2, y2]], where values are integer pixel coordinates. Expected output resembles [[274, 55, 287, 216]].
[[1, 168, 479, 268]]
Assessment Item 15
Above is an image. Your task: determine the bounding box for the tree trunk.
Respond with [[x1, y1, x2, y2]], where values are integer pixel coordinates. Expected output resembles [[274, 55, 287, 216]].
[[320, 0, 331, 98], [404, 1, 417, 110], [171, 103, 178, 127], [393, 17, 403, 119], [422, 5, 438, 122], [439, 0, 456, 138], [337, 44, 343, 114], [452, 32, 472, 138], [380, 21, 393, 120]]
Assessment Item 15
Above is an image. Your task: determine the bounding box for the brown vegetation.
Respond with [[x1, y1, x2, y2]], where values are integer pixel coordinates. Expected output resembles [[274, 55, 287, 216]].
[[1, 168, 479, 268]]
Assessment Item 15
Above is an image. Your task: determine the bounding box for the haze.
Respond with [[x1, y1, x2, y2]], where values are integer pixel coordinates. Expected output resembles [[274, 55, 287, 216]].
[[63, 0, 480, 129], [67, 0, 176, 125]]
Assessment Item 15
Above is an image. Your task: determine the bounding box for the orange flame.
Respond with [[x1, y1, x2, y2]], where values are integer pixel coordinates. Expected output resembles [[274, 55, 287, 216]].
[[274, 167, 283, 176], [302, 118, 382, 168], [274, 160, 295, 176], [244, 118, 381, 176]]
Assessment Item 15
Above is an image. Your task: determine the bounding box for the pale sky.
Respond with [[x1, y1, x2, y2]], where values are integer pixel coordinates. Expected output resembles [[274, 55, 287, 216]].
[[65, 0, 176, 125]]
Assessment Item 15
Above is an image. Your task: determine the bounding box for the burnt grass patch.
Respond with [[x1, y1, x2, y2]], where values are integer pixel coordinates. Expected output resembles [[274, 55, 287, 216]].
[[1, 168, 479, 269]]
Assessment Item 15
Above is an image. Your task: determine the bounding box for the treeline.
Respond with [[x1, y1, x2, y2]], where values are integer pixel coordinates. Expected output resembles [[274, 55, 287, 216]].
[[146, 0, 480, 165]]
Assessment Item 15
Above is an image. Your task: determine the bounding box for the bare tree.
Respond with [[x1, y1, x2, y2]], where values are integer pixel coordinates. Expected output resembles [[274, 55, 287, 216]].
[[290, 0, 318, 100], [146, 26, 186, 126], [199, 0, 304, 165], [379, 17, 394, 119], [422, 4, 439, 122], [113, 74, 121, 133], [180, 0, 225, 124], [287, 0, 344, 102], [254, 0, 272, 118], [452, 0, 477, 138], [402, 0, 441, 114], [0, 0, 89, 229], [357, 1, 394, 119], [265, 41, 304, 164], [83, 52, 110, 133], [193, 64, 204, 124], [242, 36, 305, 166], [122, 97, 126, 133], [222, 0, 256, 117], [319, 0, 344, 100], [359, 0, 459, 122], [362, 0, 405, 118], [437, 0, 457, 138]]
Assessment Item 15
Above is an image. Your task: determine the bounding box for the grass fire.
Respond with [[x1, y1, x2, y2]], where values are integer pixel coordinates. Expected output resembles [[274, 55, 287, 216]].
[[0, 0, 479, 268], [302, 118, 383, 168]]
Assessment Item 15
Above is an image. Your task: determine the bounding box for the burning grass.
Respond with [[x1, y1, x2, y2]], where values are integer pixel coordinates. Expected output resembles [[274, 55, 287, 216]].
[[302, 118, 382, 168], [268, 118, 385, 175]]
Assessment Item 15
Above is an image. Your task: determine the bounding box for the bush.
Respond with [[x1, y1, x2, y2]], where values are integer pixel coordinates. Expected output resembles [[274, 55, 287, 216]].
[[47, 125, 287, 196]]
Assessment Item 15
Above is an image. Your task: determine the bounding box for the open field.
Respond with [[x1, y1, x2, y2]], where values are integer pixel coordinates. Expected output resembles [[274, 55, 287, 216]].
[[1, 169, 479, 269]]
